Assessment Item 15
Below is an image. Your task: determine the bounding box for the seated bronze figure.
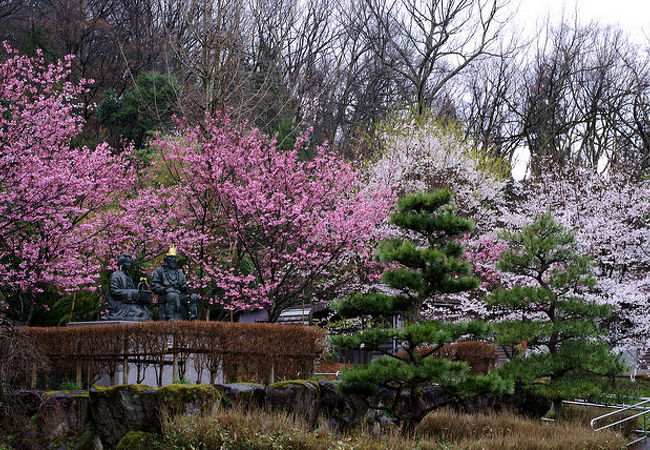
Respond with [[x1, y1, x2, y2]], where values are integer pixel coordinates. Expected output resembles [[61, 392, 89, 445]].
[[102, 254, 153, 321]]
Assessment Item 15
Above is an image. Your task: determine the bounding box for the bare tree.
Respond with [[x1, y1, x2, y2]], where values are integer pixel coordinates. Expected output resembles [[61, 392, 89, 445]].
[[460, 44, 522, 167], [513, 21, 650, 177], [357, 0, 511, 115], [0, 0, 23, 24]]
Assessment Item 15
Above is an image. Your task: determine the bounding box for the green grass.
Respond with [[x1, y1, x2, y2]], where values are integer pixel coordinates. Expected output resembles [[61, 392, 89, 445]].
[[614, 375, 650, 398], [59, 379, 82, 390]]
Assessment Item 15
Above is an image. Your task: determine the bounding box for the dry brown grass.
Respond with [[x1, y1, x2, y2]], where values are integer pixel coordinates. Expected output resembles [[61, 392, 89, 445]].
[[162, 406, 424, 449], [562, 403, 638, 438], [416, 408, 626, 449], [160, 406, 626, 449]]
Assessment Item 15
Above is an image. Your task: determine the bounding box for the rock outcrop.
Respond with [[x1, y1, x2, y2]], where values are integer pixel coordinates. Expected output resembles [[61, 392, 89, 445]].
[[37, 390, 90, 443], [265, 380, 321, 426], [89, 384, 159, 448]]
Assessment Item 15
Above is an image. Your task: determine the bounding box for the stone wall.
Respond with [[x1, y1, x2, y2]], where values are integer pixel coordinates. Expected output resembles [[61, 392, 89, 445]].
[[13, 381, 453, 449]]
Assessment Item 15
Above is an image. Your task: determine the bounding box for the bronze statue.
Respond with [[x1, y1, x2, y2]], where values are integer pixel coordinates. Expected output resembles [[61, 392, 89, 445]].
[[102, 254, 153, 321], [151, 246, 198, 320]]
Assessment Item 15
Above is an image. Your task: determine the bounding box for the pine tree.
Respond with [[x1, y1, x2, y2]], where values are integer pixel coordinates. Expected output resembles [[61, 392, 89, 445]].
[[488, 213, 624, 414], [331, 190, 511, 432]]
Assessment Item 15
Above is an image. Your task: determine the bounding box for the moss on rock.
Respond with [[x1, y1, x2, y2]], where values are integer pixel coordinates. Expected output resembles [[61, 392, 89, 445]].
[[43, 389, 89, 397], [116, 431, 161, 449], [91, 384, 154, 397], [157, 384, 221, 417], [269, 380, 320, 392]]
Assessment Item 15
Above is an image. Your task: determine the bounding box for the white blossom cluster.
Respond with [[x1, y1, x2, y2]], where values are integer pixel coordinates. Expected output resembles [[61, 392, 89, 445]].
[[504, 165, 650, 352], [366, 120, 508, 234]]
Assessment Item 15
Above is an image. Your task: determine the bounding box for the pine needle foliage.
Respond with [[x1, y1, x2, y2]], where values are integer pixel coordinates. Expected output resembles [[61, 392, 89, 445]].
[[488, 213, 625, 410], [331, 190, 512, 432]]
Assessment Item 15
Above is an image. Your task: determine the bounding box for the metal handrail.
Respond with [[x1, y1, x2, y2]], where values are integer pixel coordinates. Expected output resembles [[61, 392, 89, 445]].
[[590, 399, 650, 429], [587, 398, 650, 447]]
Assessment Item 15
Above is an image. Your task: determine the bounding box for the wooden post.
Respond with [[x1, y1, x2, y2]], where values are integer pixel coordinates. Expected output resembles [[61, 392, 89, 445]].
[[172, 353, 179, 382], [75, 361, 82, 388], [270, 363, 275, 384], [31, 364, 37, 389], [122, 334, 129, 385], [122, 356, 129, 385]]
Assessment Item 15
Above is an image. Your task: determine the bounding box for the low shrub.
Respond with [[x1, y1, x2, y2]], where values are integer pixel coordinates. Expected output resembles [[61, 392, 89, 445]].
[[18, 322, 326, 387], [436, 341, 498, 375], [59, 380, 81, 390]]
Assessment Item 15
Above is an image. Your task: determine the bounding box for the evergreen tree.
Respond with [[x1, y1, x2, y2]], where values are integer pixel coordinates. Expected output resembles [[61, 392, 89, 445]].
[[488, 213, 624, 413], [331, 190, 511, 432], [96, 71, 180, 149]]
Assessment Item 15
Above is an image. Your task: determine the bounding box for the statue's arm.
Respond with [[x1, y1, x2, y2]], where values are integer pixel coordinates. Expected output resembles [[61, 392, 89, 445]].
[[179, 271, 192, 293], [110, 273, 129, 301], [150, 269, 165, 294]]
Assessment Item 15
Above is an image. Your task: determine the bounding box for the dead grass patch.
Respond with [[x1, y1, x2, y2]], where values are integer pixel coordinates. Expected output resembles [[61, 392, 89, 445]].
[[160, 406, 625, 449], [416, 408, 626, 449]]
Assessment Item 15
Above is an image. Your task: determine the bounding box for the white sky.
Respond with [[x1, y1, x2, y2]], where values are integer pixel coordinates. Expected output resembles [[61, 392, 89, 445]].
[[514, 0, 650, 44]]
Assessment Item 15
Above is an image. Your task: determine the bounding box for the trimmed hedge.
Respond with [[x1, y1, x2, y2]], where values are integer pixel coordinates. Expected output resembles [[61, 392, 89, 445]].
[[394, 341, 498, 375], [19, 322, 326, 386], [435, 341, 498, 375]]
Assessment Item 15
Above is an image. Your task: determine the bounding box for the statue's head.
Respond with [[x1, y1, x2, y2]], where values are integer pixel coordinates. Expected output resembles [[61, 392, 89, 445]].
[[117, 254, 132, 271], [164, 245, 178, 269], [164, 255, 177, 269]]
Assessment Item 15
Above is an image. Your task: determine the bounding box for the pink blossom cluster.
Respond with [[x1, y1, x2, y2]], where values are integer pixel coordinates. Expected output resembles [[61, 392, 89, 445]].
[[464, 238, 509, 290], [139, 113, 392, 320], [0, 44, 135, 322]]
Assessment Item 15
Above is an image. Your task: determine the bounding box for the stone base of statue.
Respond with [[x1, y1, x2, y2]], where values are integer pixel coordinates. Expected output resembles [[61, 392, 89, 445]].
[[67, 320, 136, 326]]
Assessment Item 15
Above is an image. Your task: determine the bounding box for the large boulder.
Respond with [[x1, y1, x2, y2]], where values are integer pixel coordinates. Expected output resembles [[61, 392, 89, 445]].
[[88, 384, 158, 448], [156, 384, 221, 418], [37, 390, 90, 443], [13, 389, 44, 418], [317, 381, 368, 431], [265, 381, 321, 426], [214, 383, 266, 409]]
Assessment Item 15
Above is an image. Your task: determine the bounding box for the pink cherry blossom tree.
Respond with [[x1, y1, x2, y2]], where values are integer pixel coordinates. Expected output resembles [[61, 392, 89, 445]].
[[0, 45, 134, 323], [149, 113, 391, 321]]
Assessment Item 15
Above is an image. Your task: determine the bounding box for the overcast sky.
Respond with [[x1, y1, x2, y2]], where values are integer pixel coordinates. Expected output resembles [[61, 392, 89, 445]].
[[515, 0, 649, 43]]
